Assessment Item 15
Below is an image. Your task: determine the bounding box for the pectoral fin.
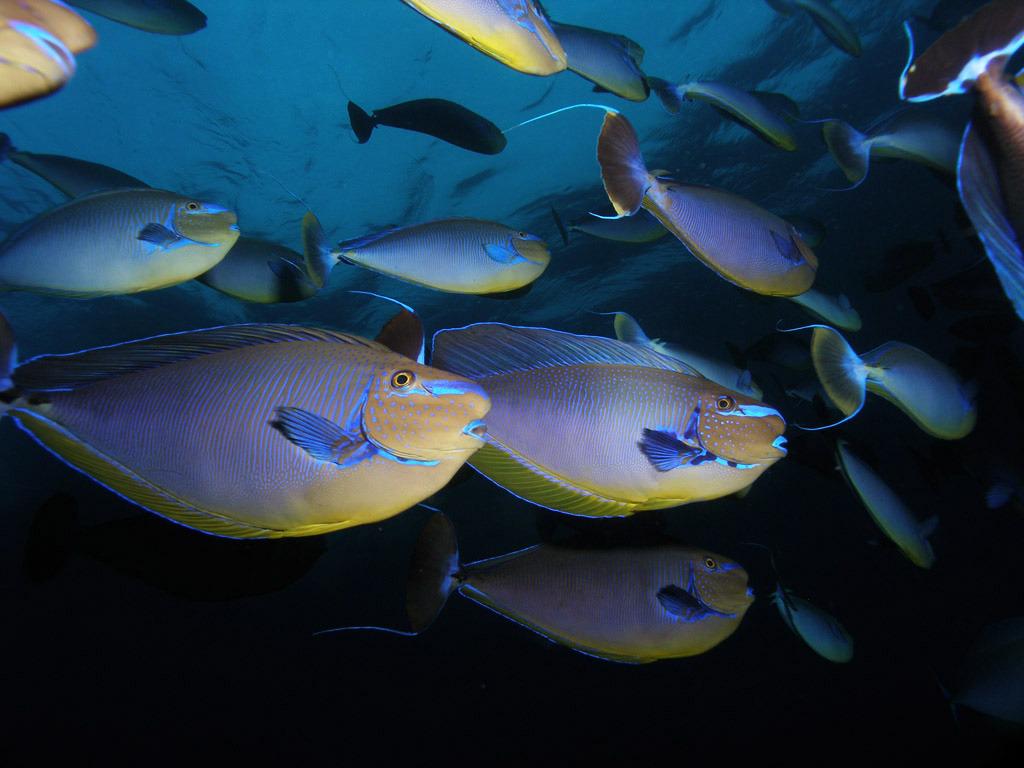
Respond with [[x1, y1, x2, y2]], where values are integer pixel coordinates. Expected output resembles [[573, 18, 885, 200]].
[[771, 230, 805, 264], [657, 585, 710, 621], [138, 223, 182, 249], [639, 428, 701, 471], [484, 243, 527, 264], [272, 407, 373, 467]]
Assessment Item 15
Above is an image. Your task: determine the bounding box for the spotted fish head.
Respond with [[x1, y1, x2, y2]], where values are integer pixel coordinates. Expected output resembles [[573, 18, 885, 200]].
[[693, 387, 788, 466], [509, 230, 551, 267], [172, 197, 240, 246], [689, 552, 755, 616], [362, 361, 491, 463]]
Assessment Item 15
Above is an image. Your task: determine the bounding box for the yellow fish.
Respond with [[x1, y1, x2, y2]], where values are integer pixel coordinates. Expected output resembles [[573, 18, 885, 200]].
[[597, 111, 817, 297], [400, 0, 566, 76], [0, 309, 490, 539]]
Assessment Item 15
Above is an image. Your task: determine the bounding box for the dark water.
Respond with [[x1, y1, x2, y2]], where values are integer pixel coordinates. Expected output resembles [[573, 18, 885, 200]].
[[2, 1, 1023, 764]]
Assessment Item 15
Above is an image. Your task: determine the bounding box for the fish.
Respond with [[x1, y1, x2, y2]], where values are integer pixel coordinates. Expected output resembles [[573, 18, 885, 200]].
[[403, 513, 755, 662], [836, 441, 938, 569], [765, 0, 862, 57], [0, 133, 148, 197], [563, 208, 667, 244], [863, 240, 939, 293], [303, 212, 550, 295], [346, 98, 507, 155], [452, 167, 500, 197], [1, 0, 96, 109], [549, 21, 649, 102], [806, 324, 977, 439], [0, 308, 490, 539], [915, 0, 987, 32], [65, 0, 206, 34], [196, 236, 318, 304], [820, 111, 960, 186], [24, 493, 326, 599], [611, 311, 764, 399], [597, 111, 818, 297], [0, 188, 239, 297], [900, 0, 1024, 320], [948, 618, 1024, 723], [431, 323, 788, 517], [400, 0, 566, 76], [773, 586, 854, 663], [648, 77, 798, 151], [787, 289, 862, 332], [737, 332, 812, 371]]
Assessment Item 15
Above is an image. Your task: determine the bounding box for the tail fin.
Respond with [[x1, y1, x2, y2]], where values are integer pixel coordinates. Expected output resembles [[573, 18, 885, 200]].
[[612, 311, 652, 346], [597, 111, 650, 216], [646, 76, 684, 114], [821, 120, 871, 184], [347, 101, 376, 144], [0, 309, 17, 397], [405, 513, 460, 633], [0, 133, 12, 163], [810, 325, 867, 419], [369, 298, 425, 364], [550, 205, 570, 247], [24, 493, 77, 582], [301, 211, 334, 289]]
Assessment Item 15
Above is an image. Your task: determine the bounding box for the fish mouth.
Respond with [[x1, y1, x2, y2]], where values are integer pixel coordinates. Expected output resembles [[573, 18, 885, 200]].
[[771, 435, 788, 456], [462, 419, 487, 441]]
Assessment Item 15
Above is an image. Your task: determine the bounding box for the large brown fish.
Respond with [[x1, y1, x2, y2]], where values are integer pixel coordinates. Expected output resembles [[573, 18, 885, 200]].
[[596, 111, 817, 297], [0, 310, 490, 539]]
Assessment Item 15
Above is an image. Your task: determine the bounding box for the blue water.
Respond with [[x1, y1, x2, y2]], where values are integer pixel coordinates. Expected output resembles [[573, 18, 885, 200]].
[[2, 1, 1022, 764]]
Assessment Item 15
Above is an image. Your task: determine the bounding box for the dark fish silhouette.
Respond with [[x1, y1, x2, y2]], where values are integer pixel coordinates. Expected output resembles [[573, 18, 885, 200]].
[[863, 241, 940, 292], [347, 99, 506, 155]]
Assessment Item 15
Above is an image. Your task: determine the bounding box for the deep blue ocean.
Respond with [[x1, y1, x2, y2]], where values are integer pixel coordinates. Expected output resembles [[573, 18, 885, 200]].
[[2, 1, 1023, 764]]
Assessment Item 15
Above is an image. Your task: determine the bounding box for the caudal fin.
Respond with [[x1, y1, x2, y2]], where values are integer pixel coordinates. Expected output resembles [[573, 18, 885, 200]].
[[405, 513, 460, 633], [900, 1, 1024, 101], [24, 493, 77, 582], [550, 206, 570, 247], [0, 133, 12, 163], [810, 325, 867, 419], [822, 120, 871, 185], [301, 211, 334, 289], [597, 111, 651, 216], [347, 101, 376, 143], [646, 76, 684, 114], [612, 311, 652, 346]]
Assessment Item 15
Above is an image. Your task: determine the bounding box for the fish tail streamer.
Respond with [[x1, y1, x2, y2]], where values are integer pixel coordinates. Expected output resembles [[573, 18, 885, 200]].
[[810, 325, 867, 417], [347, 101, 376, 144], [597, 111, 650, 216], [821, 120, 871, 185], [405, 512, 461, 633]]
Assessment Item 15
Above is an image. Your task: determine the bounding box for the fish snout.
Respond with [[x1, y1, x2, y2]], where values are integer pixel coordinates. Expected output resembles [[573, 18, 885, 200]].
[[462, 419, 488, 441], [771, 435, 788, 457]]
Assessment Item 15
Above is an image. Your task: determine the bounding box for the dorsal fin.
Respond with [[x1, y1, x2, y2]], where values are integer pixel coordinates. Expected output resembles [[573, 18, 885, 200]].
[[15, 324, 382, 392], [431, 323, 701, 379]]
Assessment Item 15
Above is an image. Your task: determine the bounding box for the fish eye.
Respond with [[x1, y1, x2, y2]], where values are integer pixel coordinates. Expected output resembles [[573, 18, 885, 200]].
[[716, 396, 737, 412], [391, 370, 415, 389], [517, 231, 528, 238], [186, 201, 200, 211], [704, 557, 717, 570]]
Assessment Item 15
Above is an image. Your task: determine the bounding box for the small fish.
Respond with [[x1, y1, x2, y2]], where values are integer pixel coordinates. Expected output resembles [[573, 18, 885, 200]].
[[948, 618, 1024, 723], [562, 208, 667, 243], [431, 323, 788, 517], [0, 308, 490, 539], [648, 77, 799, 151], [549, 20, 649, 101], [737, 332, 812, 371], [597, 111, 818, 296], [1, 133, 148, 197], [805, 324, 976, 439], [836, 441, 938, 569], [304, 212, 550, 295], [402, 513, 755, 662], [914, 0, 986, 32], [197, 236, 317, 304], [820, 111, 960, 186], [773, 586, 854, 663], [612, 312, 764, 399], [65, 0, 206, 34], [900, 0, 1024, 320], [765, 0, 862, 57], [347, 98, 506, 155], [788, 289, 862, 332], [863, 240, 939, 293], [400, 0, 566, 76], [1, 0, 95, 109], [0, 188, 239, 297]]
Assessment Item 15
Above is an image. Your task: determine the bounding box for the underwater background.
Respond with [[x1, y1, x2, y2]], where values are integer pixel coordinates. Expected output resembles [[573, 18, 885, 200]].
[[2, 0, 1023, 763]]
